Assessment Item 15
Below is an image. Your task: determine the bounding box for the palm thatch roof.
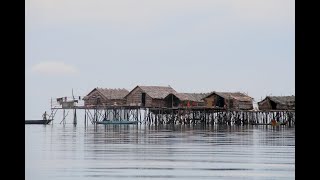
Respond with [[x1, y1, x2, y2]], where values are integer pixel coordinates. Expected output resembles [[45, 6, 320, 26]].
[[263, 96, 295, 105], [171, 93, 211, 102], [203, 91, 253, 101], [83, 88, 129, 100], [138, 86, 177, 99]]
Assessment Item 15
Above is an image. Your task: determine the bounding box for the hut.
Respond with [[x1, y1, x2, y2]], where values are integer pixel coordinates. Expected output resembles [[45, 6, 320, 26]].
[[202, 92, 253, 110], [164, 93, 210, 108], [82, 88, 129, 106], [258, 96, 295, 110], [56, 97, 78, 109], [125, 85, 177, 107]]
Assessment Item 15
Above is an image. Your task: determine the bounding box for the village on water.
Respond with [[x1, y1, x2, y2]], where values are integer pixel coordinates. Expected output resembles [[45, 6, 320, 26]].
[[33, 85, 295, 126]]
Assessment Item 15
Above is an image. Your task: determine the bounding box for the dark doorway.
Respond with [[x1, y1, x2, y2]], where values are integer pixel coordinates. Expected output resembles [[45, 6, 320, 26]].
[[216, 96, 225, 107], [165, 94, 180, 107], [228, 99, 234, 109], [141, 93, 146, 107], [96, 96, 101, 105], [270, 100, 277, 109]]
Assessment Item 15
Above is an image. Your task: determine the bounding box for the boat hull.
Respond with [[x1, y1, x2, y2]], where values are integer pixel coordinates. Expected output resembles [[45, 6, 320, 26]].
[[25, 120, 53, 125]]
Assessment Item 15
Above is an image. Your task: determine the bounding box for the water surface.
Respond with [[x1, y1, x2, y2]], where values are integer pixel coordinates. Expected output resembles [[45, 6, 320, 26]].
[[26, 124, 295, 180]]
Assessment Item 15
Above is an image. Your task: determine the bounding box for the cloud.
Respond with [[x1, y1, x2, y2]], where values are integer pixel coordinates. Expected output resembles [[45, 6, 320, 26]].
[[31, 61, 78, 76]]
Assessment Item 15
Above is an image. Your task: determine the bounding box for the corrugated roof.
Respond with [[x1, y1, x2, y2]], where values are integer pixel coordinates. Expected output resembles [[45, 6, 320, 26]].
[[267, 96, 295, 105], [204, 91, 253, 101], [139, 86, 177, 99]]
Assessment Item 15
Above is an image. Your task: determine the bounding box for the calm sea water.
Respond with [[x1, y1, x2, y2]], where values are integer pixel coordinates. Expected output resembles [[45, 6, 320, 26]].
[[25, 124, 295, 180]]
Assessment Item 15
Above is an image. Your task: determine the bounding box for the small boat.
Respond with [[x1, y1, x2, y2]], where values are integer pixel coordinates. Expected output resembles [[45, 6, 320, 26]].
[[25, 119, 53, 125], [94, 120, 138, 125]]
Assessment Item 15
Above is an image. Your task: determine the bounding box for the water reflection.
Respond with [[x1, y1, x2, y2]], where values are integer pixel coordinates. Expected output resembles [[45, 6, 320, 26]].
[[26, 124, 295, 180]]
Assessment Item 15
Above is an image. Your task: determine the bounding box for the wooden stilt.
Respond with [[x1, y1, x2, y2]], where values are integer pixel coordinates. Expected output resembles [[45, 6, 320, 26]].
[[73, 108, 77, 125], [84, 109, 87, 126]]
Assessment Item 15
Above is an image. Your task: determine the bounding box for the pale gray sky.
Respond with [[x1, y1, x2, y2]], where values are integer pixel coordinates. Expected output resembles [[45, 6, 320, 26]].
[[25, 0, 294, 119]]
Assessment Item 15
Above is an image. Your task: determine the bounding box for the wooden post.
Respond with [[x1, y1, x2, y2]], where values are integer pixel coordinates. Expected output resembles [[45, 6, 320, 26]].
[[160, 108, 163, 124], [84, 109, 87, 126], [94, 109, 97, 124], [126, 109, 128, 120], [63, 109, 66, 124], [288, 112, 292, 127], [144, 108, 147, 124], [192, 111, 195, 124], [171, 109, 174, 124], [265, 112, 268, 124], [73, 108, 77, 125]]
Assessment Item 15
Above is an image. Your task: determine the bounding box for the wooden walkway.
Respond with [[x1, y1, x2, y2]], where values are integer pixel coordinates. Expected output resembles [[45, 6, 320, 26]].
[[50, 105, 295, 126]]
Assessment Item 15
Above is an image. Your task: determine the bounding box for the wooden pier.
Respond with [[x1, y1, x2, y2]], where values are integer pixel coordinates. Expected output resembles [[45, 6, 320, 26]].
[[50, 105, 295, 127]]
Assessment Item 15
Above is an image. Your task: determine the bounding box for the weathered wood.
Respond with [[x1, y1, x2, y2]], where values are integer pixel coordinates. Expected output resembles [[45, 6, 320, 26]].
[[52, 105, 294, 126], [73, 109, 77, 125]]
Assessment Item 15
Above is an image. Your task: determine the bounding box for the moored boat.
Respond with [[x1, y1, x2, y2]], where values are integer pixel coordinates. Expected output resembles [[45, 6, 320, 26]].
[[25, 119, 53, 125]]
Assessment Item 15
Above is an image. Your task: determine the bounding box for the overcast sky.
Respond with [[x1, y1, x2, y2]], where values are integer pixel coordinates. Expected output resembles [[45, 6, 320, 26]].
[[25, 0, 294, 119]]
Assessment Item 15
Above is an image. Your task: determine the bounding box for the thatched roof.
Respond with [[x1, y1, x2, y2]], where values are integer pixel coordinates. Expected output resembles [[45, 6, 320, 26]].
[[139, 86, 177, 99], [127, 85, 177, 99], [265, 96, 295, 105], [171, 93, 210, 102], [84, 88, 129, 100], [203, 91, 253, 101]]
